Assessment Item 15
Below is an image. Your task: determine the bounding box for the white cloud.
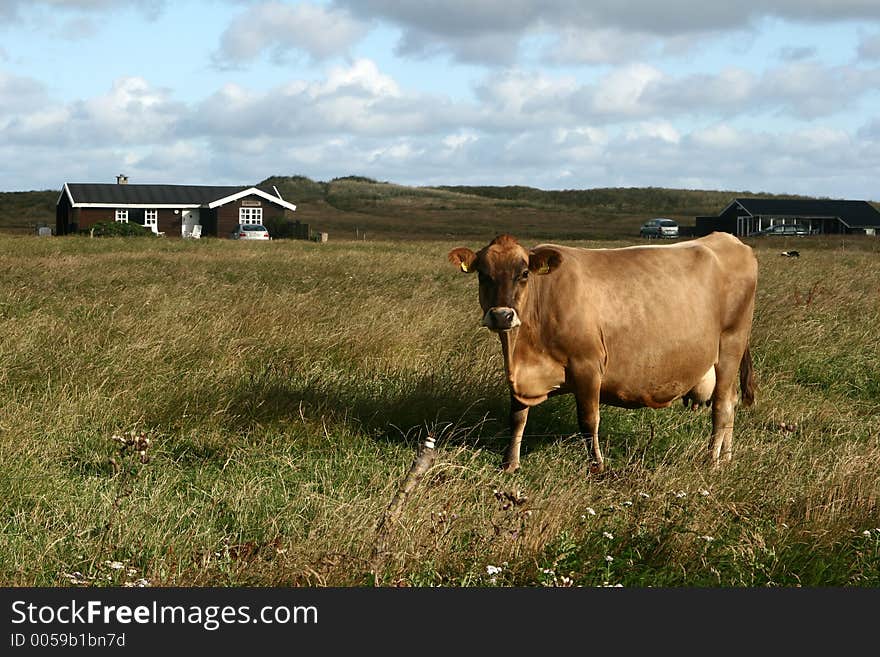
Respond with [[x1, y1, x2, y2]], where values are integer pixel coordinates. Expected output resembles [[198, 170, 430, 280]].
[[368, 140, 423, 164], [77, 77, 180, 142], [691, 123, 743, 149], [592, 64, 665, 116], [213, 1, 368, 66], [758, 62, 880, 118], [783, 126, 851, 154], [336, 0, 880, 64], [857, 31, 880, 60], [188, 59, 466, 139], [0, 72, 49, 115], [442, 131, 479, 150], [319, 58, 401, 97], [543, 27, 657, 65], [3, 76, 181, 148], [474, 69, 578, 122], [624, 121, 681, 144], [0, 0, 165, 21], [644, 68, 756, 117]]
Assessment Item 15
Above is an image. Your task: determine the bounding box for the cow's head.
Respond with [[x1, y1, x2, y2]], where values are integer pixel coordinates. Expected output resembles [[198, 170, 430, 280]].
[[448, 234, 562, 332]]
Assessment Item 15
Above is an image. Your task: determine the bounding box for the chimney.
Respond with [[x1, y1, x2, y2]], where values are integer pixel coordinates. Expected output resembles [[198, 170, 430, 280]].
[[116, 174, 129, 185]]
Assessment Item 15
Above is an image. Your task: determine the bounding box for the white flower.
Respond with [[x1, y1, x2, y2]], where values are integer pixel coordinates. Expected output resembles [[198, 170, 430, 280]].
[[585, 507, 596, 516], [603, 531, 614, 540], [486, 565, 502, 576], [105, 561, 124, 570], [863, 530, 872, 537], [63, 572, 88, 585], [605, 555, 614, 563], [674, 490, 687, 498], [700, 535, 715, 542], [622, 500, 633, 507], [699, 488, 710, 497], [639, 492, 650, 499]]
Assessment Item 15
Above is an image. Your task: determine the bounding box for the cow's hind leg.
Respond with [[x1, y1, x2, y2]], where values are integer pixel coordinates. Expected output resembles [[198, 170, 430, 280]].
[[503, 395, 529, 472], [709, 340, 747, 465], [709, 389, 735, 465]]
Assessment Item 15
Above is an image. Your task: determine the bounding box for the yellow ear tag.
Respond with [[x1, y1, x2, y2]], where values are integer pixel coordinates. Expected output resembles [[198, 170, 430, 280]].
[[460, 262, 469, 273], [536, 263, 551, 275]]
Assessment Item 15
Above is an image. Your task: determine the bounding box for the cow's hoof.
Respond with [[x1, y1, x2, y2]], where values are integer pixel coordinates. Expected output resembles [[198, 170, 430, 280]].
[[589, 462, 605, 475], [501, 462, 520, 474]]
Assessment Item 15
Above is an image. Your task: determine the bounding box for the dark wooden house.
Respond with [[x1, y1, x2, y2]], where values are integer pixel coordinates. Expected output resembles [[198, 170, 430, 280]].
[[695, 198, 880, 237], [56, 176, 297, 238]]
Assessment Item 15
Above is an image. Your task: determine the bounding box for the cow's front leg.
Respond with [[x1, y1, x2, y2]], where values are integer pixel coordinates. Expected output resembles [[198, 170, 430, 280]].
[[503, 395, 529, 472], [574, 377, 604, 474]]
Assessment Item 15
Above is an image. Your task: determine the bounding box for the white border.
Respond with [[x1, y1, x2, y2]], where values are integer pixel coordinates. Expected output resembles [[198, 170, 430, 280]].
[[61, 184, 296, 212], [208, 187, 297, 212]]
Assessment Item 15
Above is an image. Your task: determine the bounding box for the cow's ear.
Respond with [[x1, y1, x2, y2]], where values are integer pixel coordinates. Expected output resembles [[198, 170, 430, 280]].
[[448, 247, 478, 273], [529, 247, 563, 275]]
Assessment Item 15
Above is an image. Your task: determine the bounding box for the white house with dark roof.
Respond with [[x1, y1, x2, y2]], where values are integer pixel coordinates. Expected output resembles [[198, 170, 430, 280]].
[[56, 175, 297, 238]]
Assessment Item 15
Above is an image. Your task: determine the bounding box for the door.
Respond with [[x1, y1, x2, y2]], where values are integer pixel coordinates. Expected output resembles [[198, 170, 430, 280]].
[[181, 209, 200, 237], [145, 209, 158, 234]]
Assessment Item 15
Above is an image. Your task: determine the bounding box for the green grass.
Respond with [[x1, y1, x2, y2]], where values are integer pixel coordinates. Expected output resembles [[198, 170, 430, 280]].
[[0, 233, 878, 587]]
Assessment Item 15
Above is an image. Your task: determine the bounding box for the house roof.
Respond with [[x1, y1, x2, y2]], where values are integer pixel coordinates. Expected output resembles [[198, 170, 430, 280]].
[[60, 183, 297, 212], [728, 198, 880, 227]]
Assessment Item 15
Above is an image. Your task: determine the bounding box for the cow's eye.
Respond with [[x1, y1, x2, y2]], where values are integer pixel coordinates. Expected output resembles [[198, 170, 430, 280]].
[[519, 270, 529, 281]]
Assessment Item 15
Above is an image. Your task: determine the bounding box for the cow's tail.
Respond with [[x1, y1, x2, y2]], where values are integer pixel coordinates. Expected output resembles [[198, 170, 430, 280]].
[[739, 344, 756, 407]]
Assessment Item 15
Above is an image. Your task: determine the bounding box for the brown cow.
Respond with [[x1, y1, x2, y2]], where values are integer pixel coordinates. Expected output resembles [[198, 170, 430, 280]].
[[448, 232, 757, 473]]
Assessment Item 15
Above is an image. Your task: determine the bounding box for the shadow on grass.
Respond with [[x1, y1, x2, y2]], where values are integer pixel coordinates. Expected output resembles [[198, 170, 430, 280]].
[[151, 366, 606, 460], [144, 363, 701, 468]]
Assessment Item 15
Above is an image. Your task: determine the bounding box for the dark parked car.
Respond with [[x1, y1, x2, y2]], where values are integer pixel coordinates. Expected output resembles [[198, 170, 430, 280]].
[[747, 224, 813, 237]]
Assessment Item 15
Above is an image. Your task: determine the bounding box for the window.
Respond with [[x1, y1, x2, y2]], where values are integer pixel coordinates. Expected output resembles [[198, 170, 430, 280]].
[[115, 209, 129, 223], [145, 209, 158, 233], [239, 207, 263, 225]]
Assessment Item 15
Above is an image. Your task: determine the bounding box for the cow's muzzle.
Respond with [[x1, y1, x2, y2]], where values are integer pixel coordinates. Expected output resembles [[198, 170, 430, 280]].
[[482, 307, 521, 332]]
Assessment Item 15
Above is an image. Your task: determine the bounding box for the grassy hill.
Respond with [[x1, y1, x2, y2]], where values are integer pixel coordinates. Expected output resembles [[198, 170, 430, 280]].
[[259, 175, 815, 241], [0, 190, 58, 233], [2, 176, 871, 241]]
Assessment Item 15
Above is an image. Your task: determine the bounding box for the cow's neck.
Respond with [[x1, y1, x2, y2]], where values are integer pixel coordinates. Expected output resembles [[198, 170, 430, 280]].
[[498, 327, 521, 387], [498, 294, 545, 381], [498, 328, 515, 372]]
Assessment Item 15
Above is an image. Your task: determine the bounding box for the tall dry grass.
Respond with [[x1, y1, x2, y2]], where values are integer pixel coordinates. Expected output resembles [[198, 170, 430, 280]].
[[0, 233, 878, 587]]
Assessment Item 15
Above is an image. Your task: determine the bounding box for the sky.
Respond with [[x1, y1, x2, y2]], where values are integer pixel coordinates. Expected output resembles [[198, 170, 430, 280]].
[[2, 0, 880, 199]]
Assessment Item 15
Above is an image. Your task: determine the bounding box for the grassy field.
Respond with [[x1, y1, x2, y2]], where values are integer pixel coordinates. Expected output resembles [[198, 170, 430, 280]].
[[1, 232, 878, 587]]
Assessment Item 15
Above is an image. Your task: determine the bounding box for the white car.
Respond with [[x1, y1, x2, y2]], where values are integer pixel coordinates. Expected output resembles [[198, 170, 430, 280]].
[[640, 218, 679, 239], [230, 223, 271, 240]]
